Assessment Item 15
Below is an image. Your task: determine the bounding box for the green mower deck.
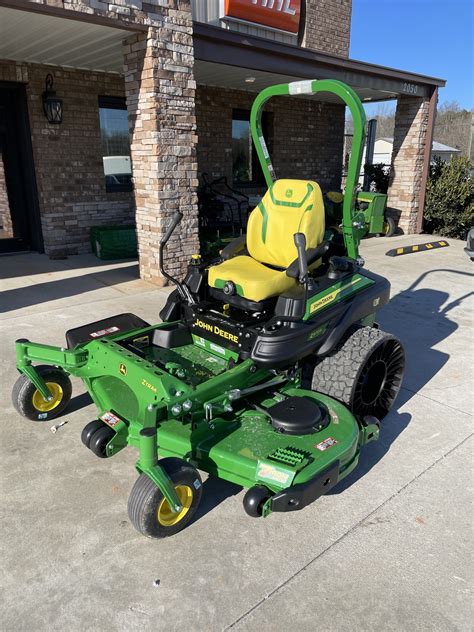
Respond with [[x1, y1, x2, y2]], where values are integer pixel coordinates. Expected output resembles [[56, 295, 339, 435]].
[[14, 322, 379, 524]]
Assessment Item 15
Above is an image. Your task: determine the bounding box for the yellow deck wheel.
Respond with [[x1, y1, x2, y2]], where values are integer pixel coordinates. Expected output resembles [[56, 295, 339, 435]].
[[157, 485, 193, 527], [32, 382, 64, 412]]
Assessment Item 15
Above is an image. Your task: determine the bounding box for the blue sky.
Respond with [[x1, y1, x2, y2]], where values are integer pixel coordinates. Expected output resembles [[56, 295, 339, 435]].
[[350, 0, 473, 109]]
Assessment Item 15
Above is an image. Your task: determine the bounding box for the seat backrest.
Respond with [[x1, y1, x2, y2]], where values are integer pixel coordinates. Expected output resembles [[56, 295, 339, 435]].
[[246, 179, 325, 269]]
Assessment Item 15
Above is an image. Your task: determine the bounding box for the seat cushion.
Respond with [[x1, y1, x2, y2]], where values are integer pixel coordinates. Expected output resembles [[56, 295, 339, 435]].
[[208, 256, 297, 303], [247, 179, 325, 269]]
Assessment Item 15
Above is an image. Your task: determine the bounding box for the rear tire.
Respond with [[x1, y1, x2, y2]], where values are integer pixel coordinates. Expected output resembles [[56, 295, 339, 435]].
[[311, 326, 405, 419], [12, 365, 72, 421], [383, 216, 396, 237], [127, 458, 202, 538]]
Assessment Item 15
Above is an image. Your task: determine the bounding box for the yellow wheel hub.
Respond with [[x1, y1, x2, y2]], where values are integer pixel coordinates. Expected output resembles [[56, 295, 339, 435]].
[[157, 485, 193, 527], [32, 382, 63, 412]]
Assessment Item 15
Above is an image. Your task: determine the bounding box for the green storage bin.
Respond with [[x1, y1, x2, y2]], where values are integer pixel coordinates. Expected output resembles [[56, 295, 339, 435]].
[[90, 225, 138, 260]]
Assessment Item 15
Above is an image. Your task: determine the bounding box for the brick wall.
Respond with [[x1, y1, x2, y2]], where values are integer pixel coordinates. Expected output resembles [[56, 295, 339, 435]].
[[303, 0, 352, 57], [0, 151, 13, 238], [196, 85, 345, 195], [0, 60, 134, 256], [387, 94, 433, 234]]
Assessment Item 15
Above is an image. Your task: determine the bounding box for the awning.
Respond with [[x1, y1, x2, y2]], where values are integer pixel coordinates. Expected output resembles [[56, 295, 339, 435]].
[[193, 23, 445, 102], [0, 4, 137, 74]]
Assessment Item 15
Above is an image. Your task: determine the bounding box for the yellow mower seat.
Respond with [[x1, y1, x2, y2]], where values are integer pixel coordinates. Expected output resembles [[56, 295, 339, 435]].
[[208, 179, 325, 303]]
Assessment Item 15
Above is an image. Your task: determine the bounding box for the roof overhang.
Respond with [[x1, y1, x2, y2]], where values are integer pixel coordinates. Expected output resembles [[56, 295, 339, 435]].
[[0, 3, 139, 74], [193, 23, 445, 102]]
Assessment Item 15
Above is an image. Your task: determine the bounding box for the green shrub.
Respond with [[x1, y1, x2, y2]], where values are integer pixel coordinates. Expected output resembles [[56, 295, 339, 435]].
[[423, 156, 474, 238]]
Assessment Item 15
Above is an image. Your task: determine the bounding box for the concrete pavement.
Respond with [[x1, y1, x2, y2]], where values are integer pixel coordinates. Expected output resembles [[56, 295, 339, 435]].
[[0, 235, 473, 631]]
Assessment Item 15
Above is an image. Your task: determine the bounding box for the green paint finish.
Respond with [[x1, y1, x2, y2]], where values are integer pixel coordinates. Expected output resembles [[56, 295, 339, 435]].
[[250, 79, 366, 261], [258, 201, 269, 243], [268, 182, 313, 208], [191, 334, 239, 363], [304, 274, 374, 320], [150, 386, 360, 492]]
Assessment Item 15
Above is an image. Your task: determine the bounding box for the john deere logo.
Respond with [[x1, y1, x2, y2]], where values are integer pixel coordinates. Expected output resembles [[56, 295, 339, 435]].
[[119, 363, 127, 376], [285, 188, 293, 198]]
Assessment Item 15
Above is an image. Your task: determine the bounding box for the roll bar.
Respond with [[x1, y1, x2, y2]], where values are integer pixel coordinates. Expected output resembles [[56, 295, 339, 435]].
[[250, 79, 367, 260]]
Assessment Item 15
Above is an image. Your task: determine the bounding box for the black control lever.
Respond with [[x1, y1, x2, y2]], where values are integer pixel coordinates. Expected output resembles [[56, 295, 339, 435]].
[[294, 232, 309, 284], [327, 256, 354, 280], [159, 212, 194, 304], [160, 211, 183, 246]]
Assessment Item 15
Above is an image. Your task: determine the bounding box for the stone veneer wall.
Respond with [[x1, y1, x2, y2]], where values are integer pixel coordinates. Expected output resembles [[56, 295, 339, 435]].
[[1, 1, 199, 279], [387, 94, 433, 234], [0, 151, 13, 238], [303, 0, 352, 57], [0, 60, 133, 256], [196, 85, 345, 196], [123, 8, 199, 283]]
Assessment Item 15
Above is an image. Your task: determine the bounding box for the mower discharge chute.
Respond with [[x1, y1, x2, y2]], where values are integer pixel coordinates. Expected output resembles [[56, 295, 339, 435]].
[[12, 80, 405, 539]]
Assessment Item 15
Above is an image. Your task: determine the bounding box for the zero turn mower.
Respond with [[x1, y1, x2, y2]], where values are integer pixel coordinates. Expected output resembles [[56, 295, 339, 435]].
[[12, 80, 405, 538]]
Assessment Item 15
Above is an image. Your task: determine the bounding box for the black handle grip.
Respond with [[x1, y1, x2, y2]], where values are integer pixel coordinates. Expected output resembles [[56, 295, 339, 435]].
[[160, 212, 183, 246], [294, 232, 308, 283]]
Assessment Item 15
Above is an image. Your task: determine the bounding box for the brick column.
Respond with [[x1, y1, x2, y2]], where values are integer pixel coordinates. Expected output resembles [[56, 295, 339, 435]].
[[0, 151, 14, 237], [387, 90, 437, 234], [123, 5, 199, 284]]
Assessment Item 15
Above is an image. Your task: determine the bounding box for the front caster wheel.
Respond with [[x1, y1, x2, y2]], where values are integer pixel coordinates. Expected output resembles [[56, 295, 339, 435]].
[[12, 365, 72, 421], [243, 485, 271, 517], [127, 458, 202, 538]]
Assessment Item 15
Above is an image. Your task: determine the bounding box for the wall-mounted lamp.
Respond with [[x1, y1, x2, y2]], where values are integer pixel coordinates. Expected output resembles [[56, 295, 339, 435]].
[[42, 74, 63, 124]]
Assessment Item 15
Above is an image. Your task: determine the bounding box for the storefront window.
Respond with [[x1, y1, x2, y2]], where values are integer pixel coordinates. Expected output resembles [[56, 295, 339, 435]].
[[232, 109, 272, 186], [98, 96, 132, 192]]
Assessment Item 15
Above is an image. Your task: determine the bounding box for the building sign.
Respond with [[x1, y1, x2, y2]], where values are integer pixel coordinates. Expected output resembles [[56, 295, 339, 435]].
[[223, 0, 302, 34]]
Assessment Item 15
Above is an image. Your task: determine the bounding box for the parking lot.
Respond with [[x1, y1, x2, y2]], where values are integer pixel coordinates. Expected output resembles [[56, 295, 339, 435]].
[[1, 234, 472, 631]]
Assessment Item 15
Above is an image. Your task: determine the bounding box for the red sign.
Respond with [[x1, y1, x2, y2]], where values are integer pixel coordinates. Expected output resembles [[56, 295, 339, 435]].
[[224, 0, 301, 34]]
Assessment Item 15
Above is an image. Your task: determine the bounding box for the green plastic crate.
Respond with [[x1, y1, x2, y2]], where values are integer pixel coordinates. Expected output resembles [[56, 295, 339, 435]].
[[90, 225, 138, 260]]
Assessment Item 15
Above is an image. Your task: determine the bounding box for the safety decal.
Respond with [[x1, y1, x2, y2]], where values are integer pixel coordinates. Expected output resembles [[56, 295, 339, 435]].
[[315, 437, 338, 451], [90, 326, 120, 338], [101, 411, 121, 427], [257, 463, 292, 486], [386, 241, 449, 257]]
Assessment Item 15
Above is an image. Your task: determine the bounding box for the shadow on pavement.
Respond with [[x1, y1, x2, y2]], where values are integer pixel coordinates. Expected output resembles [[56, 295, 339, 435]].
[[67, 392, 93, 414], [192, 475, 242, 524], [332, 268, 473, 493], [0, 263, 139, 313], [0, 254, 137, 280]]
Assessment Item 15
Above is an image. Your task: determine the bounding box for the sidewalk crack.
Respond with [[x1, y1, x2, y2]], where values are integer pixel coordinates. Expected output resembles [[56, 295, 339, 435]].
[[225, 432, 473, 630]]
